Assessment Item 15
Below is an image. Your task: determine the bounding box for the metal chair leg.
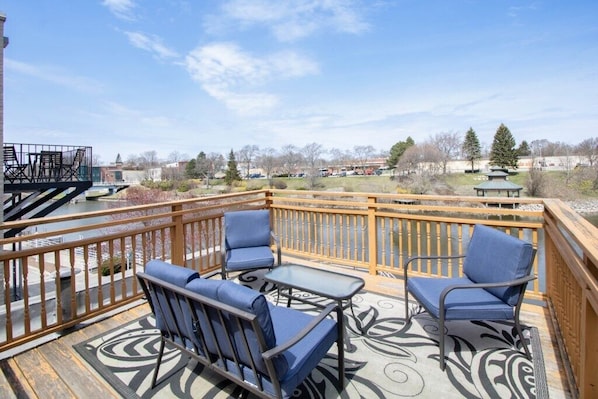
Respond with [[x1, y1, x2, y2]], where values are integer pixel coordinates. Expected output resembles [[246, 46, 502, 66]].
[[151, 338, 166, 388]]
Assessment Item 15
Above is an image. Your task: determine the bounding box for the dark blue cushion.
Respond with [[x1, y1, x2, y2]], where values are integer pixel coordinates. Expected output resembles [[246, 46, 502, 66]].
[[224, 210, 271, 249], [144, 260, 199, 347], [268, 305, 338, 396], [224, 246, 275, 271], [408, 276, 516, 320], [230, 304, 338, 398], [185, 278, 230, 357], [463, 224, 534, 305], [145, 259, 199, 286], [216, 281, 284, 376]]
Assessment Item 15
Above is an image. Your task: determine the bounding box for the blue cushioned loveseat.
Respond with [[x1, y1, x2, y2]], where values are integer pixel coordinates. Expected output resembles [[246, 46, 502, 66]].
[[137, 260, 344, 399]]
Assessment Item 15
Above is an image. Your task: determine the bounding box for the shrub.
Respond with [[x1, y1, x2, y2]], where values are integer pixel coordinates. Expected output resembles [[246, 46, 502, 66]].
[[100, 259, 122, 276], [177, 182, 190, 192], [158, 180, 174, 191], [273, 180, 287, 189]]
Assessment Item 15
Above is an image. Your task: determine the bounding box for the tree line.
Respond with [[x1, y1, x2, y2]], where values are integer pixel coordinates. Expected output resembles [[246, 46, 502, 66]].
[[117, 124, 598, 185]]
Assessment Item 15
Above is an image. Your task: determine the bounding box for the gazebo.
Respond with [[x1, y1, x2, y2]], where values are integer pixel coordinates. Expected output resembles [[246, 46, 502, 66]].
[[474, 169, 523, 198]]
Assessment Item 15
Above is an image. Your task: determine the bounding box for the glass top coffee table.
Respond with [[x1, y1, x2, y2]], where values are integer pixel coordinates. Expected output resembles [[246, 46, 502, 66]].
[[264, 264, 365, 351]]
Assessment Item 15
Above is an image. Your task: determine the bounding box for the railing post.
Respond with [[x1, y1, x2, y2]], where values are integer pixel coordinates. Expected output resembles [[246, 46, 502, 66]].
[[367, 195, 378, 275], [171, 203, 185, 266]]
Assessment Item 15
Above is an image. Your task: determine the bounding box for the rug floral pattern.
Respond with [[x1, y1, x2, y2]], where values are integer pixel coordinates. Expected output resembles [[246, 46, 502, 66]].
[[75, 272, 544, 398]]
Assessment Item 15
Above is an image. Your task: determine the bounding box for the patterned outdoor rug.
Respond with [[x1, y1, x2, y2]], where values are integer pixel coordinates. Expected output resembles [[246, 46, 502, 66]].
[[74, 270, 547, 398]]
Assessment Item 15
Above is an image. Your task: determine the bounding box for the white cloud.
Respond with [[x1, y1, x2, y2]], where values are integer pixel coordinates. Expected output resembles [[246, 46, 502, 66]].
[[185, 42, 318, 114], [102, 0, 137, 21], [218, 0, 369, 42], [5, 59, 104, 93], [124, 31, 180, 60]]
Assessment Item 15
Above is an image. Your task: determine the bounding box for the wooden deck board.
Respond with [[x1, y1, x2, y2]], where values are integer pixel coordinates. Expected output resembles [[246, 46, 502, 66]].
[[37, 338, 120, 399], [12, 348, 77, 398]]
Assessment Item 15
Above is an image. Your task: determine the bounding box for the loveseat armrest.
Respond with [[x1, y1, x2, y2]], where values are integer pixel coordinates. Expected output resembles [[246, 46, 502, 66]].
[[262, 303, 337, 360]]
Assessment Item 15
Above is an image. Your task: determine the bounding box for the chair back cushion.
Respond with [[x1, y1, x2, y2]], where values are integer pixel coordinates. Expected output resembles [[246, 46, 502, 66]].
[[184, 278, 229, 357], [185, 279, 285, 377], [224, 210, 271, 250], [143, 260, 199, 346], [463, 224, 535, 306]]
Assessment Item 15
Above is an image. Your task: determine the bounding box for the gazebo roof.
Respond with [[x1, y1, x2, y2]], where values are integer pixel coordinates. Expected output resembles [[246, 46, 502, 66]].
[[474, 180, 523, 191]]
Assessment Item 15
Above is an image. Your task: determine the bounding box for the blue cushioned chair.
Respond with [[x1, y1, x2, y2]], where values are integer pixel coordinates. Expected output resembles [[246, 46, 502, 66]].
[[221, 209, 281, 280], [403, 224, 537, 370]]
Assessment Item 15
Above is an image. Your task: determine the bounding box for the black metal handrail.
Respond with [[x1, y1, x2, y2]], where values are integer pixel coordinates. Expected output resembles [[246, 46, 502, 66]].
[[3, 143, 93, 183]]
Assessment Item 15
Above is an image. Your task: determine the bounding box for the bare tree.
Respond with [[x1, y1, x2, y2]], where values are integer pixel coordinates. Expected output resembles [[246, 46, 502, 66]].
[[526, 167, 547, 197], [576, 137, 598, 166], [140, 150, 160, 169], [167, 151, 189, 163], [237, 145, 260, 178], [280, 144, 303, 178], [302, 143, 325, 189], [256, 147, 279, 187], [432, 131, 461, 174], [557, 143, 575, 184], [198, 152, 225, 187], [353, 145, 376, 174], [125, 154, 141, 170], [329, 148, 353, 173]]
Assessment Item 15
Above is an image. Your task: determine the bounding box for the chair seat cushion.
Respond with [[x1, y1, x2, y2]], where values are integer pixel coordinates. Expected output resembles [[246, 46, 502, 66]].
[[268, 304, 338, 396], [408, 277, 515, 320], [225, 246, 275, 271]]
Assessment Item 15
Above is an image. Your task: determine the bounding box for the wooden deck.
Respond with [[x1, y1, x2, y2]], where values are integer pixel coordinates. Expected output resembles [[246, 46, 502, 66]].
[[0, 262, 573, 398]]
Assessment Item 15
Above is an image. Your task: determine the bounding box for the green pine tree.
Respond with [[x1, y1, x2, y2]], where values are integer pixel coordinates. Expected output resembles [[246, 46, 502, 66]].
[[387, 136, 415, 168], [224, 149, 241, 185], [185, 158, 198, 179], [489, 123, 519, 169], [518, 140, 531, 156], [462, 127, 481, 172]]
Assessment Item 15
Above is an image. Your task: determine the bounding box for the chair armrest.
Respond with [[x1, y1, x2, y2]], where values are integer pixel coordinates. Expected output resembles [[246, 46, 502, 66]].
[[271, 231, 282, 266], [403, 255, 466, 280], [262, 303, 337, 360], [439, 275, 537, 313]]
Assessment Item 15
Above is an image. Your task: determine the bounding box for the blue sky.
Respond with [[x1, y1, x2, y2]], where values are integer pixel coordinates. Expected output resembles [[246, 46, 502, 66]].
[[2, 1, 597, 165]]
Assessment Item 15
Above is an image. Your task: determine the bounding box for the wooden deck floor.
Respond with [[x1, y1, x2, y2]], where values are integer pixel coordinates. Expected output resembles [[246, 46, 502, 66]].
[[0, 262, 573, 398]]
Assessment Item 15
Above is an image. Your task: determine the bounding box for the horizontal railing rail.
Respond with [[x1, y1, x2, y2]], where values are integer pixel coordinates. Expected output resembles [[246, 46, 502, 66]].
[[0, 189, 595, 398]]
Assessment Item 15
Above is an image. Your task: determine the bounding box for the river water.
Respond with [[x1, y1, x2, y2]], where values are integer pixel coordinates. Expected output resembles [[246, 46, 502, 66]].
[[32, 200, 125, 241]]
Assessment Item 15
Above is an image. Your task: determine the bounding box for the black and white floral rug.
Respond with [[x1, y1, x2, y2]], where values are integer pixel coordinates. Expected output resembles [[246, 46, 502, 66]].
[[74, 271, 547, 398]]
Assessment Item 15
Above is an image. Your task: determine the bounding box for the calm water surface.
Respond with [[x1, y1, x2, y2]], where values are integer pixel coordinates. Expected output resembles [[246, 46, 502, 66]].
[[34, 200, 127, 241]]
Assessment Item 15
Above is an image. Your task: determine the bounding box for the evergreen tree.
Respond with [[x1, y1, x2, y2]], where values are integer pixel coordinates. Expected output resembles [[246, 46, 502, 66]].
[[462, 127, 481, 172], [489, 123, 519, 169], [224, 149, 241, 185], [185, 158, 198, 179], [387, 136, 415, 168], [518, 140, 531, 156]]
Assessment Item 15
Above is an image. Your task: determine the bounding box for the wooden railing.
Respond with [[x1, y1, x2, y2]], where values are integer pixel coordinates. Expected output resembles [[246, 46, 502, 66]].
[[0, 189, 595, 397], [543, 199, 598, 399]]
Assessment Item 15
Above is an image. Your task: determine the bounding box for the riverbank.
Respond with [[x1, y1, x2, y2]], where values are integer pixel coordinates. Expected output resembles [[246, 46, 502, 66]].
[[519, 199, 598, 215]]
